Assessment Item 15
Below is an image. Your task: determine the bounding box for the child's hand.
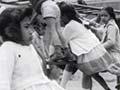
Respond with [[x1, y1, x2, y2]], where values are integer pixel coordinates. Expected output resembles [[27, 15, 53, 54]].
[[108, 63, 120, 76]]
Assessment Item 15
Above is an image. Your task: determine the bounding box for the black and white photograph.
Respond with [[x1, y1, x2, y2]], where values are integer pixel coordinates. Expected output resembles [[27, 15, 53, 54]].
[[0, 0, 120, 90]]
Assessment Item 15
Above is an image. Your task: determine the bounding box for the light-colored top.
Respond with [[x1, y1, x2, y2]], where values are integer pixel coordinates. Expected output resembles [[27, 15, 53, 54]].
[[41, 0, 61, 46], [41, 0, 60, 19], [101, 19, 120, 53], [62, 20, 100, 56], [0, 41, 50, 90]]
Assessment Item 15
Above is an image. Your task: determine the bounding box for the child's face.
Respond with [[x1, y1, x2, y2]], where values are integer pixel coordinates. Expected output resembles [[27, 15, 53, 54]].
[[20, 18, 34, 44], [100, 10, 110, 24]]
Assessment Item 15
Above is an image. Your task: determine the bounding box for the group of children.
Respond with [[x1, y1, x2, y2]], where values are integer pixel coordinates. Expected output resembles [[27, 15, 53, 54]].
[[0, 0, 120, 90]]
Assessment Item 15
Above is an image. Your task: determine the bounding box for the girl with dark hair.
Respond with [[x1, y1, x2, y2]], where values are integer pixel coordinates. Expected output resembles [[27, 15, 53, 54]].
[[100, 7, 120, 51], [0, 8, 65, 90], [87, 6, 120, 89], [100, 7, 120, 90], [89, 6, 120, 74], [101, 7, 118, 25], [58, 4, 114, 90]]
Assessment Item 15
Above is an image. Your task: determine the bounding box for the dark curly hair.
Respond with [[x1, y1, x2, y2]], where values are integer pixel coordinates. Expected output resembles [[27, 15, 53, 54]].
[[0, 12, 22, 43], [58, 2, 82, 24]]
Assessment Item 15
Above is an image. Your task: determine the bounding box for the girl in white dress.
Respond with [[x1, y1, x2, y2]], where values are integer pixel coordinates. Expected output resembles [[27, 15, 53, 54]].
[[90, 6, 120, 89], [0, 8, 65, 90], [58, 4, 114, 90]]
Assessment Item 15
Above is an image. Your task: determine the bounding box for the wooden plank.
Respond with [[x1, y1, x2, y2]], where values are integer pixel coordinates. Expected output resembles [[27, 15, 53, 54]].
[[73, 3, 120, 14]]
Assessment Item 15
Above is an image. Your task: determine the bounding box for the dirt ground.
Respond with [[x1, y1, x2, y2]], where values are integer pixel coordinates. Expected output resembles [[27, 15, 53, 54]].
[[65, 71, 117, 90]]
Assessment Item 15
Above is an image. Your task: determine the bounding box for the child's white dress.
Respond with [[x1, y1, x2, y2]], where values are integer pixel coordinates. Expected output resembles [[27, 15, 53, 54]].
[[0, 41, 65, 90], [62, 20, 114, 75]]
